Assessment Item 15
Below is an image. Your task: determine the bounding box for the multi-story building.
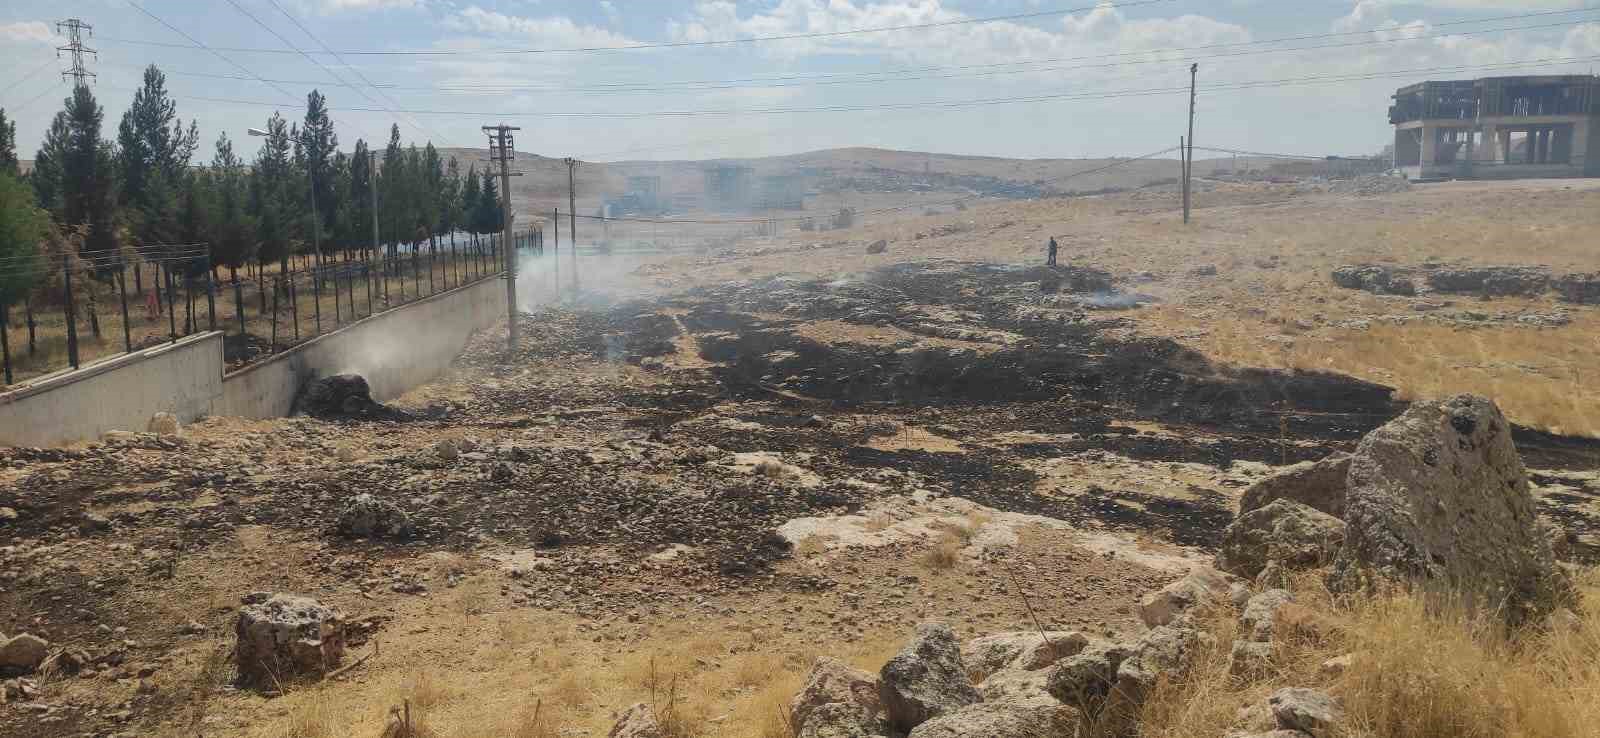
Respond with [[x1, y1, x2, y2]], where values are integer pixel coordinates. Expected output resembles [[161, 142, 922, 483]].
[[1390, 75, 1600, 180]]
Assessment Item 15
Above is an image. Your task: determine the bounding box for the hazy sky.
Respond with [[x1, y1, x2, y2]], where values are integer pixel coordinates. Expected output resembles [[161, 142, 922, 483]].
[[4, 1, 1600, 164]]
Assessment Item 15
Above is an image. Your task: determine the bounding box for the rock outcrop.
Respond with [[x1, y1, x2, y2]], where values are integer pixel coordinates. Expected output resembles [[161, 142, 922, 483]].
[[1427, 266, 1549, 297], [905, 699, 1075, 738], [879, 623, 982, 732], [1268, 688, 1342, 738], [0, 634, 49, 674], [961, 631, 1086, 681], [1238, 453, 1351, 519], [607, 703, 664, 738], [1554, 273, 1600, 304], [1139, 568, 1244, 628], [791, 658, 886, 737], [1216, 499, 1345, 581], [1329, 395, 1574, 622], [234, 594, 346, 685], [1331, 265, 1414, 296]]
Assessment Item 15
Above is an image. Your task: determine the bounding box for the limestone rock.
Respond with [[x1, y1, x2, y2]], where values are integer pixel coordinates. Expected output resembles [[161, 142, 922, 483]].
[[866, 239, 888, 255], [1238, 453, 1351, 519], [147, 412, 181, 436], [1241, 589, 1296, 642], [1140, 568, 1240, 628], [1269, 688, 1342, 737], [1044, 640, 1130, 713], [962, 631, 1086, 680], [796, 702, 888, 738], [0, 634, 49, 673], [1329, 395, 1574, 622], [879, 623, 982, 732], [336, 494, 413, 539], [608, 703, 664, 738], [234, 594, 346, 685], [906, 698, 1075, 738], [1217, 499, 1345, 580], [1103, 623, 1201, 730], [1228, 639, 1273, 677], [790, 658, 883, 735]]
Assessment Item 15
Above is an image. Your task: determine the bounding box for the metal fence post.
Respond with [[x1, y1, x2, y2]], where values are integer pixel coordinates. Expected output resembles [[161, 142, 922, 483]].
[[270, 275, 279, 351], [64, 252, 80, 369], [411, 245, 420, 298], [25, 296, 36, 356], [165, 263, 177, 343], [332, 263, 342, 326], [1, 301, 12, 385], [289, 276, 300, 341], [312, 263, 323, 335], [117, 265, 131, 352], [428, 240, 436, 295], [365, 260, 374, 317], [206, 248, 217, 331], [233, 274, 245, 338]]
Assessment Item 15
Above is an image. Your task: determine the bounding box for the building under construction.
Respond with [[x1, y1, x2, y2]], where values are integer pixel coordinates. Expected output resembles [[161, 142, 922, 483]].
[[1390, 75, 1600, 180], [704, 164, 753, 210]]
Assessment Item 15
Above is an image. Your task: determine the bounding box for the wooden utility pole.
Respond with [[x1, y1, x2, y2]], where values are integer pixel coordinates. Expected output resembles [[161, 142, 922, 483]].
[[1184, 63, 1198, 225], [564, 157, 579, 297], [483, 124, 521, 353]]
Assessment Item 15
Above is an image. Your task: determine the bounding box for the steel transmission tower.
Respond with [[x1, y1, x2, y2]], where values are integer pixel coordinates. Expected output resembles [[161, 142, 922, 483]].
[[56, 18, 97, 86]]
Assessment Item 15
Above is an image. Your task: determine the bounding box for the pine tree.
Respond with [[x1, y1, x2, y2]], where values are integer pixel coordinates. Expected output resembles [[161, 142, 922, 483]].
[[209, 132, 254, 275], [460, 163, 480, 238], [31, 113, 69, 219], [439, 157, 461, 245], [300, 90, 337, 257], [0, 108, 18, 177], [349, 139, 374, 258], [380, 125, 404, 255], [117, 65, 199, 246], [251, 112, 293, 273], [61, 85, 119, 260], [1, 171, 47, 309], [476, 168, 500, 236]]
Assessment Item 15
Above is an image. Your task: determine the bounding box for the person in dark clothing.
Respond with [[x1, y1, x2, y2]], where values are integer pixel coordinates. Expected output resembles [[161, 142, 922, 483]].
[[1046, 236, 1059, 266]]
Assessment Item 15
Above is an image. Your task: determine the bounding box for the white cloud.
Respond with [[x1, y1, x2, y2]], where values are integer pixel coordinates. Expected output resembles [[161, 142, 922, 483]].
[[0, 21, 54, 44], [601, 1, 620, 25], [1389, 0, 1585, 9], [444, 5, 640, 48]]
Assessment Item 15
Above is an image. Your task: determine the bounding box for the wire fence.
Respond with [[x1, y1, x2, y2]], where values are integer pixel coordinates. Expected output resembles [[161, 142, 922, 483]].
[[0, 231, 519, 388]]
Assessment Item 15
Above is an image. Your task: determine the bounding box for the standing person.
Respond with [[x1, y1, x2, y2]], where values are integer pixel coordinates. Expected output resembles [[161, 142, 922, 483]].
[[1046, 236, 1059, 266]]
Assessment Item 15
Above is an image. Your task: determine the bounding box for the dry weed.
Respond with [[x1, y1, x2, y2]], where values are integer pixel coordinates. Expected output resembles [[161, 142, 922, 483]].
[[919, 531, 963, 571]]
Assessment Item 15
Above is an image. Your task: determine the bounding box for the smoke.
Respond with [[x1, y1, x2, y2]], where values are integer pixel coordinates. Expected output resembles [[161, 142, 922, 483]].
[[511, 241, 676, 313], [1078, 291, 1155, 310]]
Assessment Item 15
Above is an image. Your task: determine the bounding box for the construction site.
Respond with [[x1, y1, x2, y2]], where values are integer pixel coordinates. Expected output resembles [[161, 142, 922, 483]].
[[5, 3, 1600, 738]]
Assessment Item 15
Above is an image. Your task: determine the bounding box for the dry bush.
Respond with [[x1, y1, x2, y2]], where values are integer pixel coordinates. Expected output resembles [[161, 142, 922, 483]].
[[920, 531, 963, 571], [1138, 572, 1600, 738]]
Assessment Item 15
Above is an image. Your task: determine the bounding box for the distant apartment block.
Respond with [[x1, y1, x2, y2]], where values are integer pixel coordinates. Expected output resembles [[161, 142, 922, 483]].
[[1390, 75, 1600, 180]]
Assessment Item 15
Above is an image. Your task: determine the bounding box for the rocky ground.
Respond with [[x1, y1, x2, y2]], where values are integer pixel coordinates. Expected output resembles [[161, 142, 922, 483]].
[[3, 180, 1600, 737]]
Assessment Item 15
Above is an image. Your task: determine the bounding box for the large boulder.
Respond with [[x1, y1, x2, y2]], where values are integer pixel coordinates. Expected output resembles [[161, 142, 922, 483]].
[[1238, 453, 1351, 519], [906, 698, 1075, 738], [234, 594, 346, 685], [1216, 500, 1346, 580], [1269, 688, 1342, 737], [0, 634, 49, 674], [1331, 265, 1412, 296], [1554, 273, 1600, 305], [1240, 589, 1296, 643], [1139, 568, 1244, 628], [962, 631, 1087, 681], [336, 493, 413, 539], [1044, 640, 1130, 713], [790, 658, 885, 736], [1426, 266, 1549, 297], [1329, 395, 1574, 622], [879, 623, 982, 732], [1045, 626, 1200, 738]]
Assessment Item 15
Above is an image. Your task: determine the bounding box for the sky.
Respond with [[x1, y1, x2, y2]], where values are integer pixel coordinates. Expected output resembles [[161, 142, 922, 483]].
[[4, 0, 1600, 165]]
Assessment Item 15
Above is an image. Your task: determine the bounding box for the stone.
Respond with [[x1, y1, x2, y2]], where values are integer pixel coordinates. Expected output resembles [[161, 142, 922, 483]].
[[905, 698, 1075, 738], [1329, 395, 1575, 622], [1104, 624, 1200, 729], [796, 702, 888, 738], [1318, 654, 1355, 678], [1228, 639, 1274, 677], [1139, 568, 1240, 628], [146, 412, 181, 436], [1331, 265, 1410, 295], [790, 658, 883, 735], [1216, 500, 1345, 580], [1241, 589, 1296, 642], [961, 631, 1087, 680], [336, 494, 413, 539], [0, 507, 17, 523], [608, 703, 664, 738], [79, 512, 113, 534], [1269, 688, 1342, 737], [433, 439, 460, 461], [1238, 453, 1352, 519], [866, 239, 888, 255], [1044, 640, 1130, 713], [0, 634, 50, 673], [878, 623, 982, 732], [1554, 272, 1600, 304], [1427, 266, 1550, 297], [233, 594, 346, 685]]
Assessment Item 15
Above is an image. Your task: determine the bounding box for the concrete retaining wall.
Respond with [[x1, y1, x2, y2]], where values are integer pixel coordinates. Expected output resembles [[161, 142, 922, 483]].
[[0, 332, 225, 447], [0, 275, 507, 446], [216, 275, 506, 419]]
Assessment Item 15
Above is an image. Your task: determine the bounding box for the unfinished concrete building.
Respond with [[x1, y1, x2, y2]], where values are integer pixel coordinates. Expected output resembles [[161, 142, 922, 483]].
[[703, 164, 752, 210], [1391, 75, 1600, 180]]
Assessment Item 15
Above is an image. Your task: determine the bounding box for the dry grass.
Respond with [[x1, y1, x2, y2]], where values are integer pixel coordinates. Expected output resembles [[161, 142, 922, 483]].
[[1139, 571, 1600, 738], [919, 531, 963, 571]]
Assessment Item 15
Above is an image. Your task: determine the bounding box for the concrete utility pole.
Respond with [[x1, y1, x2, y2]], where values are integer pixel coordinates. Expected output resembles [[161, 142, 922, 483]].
[[564, 157, 579, 297], [1184, 63, 1198, 225], [484, 124, 522, 353], [56, 19, 97, 86]]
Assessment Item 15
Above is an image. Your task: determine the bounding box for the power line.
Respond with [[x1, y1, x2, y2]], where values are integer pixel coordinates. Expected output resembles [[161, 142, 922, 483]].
[[2, 58, 59, 97], [219, 0, 382, 142], [117, 52, 1600, 119], [96, 0, 1180, 56], [93, 10, 1600, 96]]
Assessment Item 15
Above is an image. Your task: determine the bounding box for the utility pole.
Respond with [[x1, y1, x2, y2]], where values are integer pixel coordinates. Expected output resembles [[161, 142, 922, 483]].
[[56, 19, 96, 86], [1184, 63, 1198, 225], [369, 149, 380, 270], [484, 124, 522, 354], [564, 157, 579, 297]]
